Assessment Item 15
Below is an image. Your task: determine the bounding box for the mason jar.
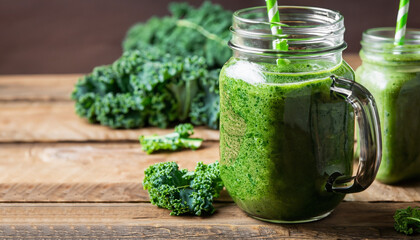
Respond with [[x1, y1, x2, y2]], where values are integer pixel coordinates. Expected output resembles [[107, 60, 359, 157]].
[[219, 6, 382, 223], [356, 27, 420, 184]]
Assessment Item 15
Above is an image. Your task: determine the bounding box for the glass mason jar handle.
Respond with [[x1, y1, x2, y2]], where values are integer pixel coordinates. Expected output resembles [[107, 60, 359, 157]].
[[326, 76, 382, 193]]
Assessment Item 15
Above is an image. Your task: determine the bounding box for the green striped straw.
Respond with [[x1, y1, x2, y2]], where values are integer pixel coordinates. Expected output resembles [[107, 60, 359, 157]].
[[265, 0, 288, 51], [394, 0, 410, 45]]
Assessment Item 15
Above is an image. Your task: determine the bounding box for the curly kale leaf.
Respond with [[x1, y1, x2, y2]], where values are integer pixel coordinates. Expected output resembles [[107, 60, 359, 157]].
[[143, 162, 190, 215], [71, 65, 120, 124], [123, 1, 232, 69], [112, 44, 167, 93], [189, 69, 220, 129], [139, 123, 202, 154], [95, 93, 147, 129], [126, 51, 207, 128], [73, 47, 214, 129], [175, 123, 194, 138], [167, 56, 206, 121], [71, 65, 119, 99], [74, 92, 98, 123], [123, 17, 176, 54], [143, 161, 223, 216], [189, 161, 224, 216], [394, 207, 420, 235], [73, 1, 228, 129]]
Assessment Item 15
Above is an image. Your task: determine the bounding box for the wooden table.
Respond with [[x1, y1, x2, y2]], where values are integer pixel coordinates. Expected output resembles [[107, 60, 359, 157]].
[[0, 54, 418, 239]]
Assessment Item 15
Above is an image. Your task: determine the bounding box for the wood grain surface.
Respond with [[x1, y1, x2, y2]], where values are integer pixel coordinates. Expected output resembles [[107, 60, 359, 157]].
[[0, 202, 415, 239], [0, 102, 219, 142], [0, 142, 224, 202], [0, 74, 79, 102], [0, 141, 419, 202]]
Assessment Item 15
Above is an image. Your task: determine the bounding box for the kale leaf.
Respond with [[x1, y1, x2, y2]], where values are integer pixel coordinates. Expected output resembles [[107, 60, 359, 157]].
[[143, 161, 224, 216], [139, 123, 202, 154], [72, 2, 229, 129], [123, 1, 232, 69], [72, 46, 216, 129], [394, 207, 420, 235], [189, 69, 220, 129]]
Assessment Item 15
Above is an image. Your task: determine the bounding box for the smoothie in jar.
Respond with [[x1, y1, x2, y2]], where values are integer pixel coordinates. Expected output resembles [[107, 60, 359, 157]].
[[219, 59, 355, 221], [356, 28, 420, 183], [219, 6, 382, 223]]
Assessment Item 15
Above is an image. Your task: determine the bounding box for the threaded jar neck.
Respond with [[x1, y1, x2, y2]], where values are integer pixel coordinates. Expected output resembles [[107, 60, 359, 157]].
[[229, 6, 347, 59], [360, 27, 420, 66]]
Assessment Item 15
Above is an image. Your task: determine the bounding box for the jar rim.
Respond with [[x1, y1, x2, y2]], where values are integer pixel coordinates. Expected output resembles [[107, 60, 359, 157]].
[[361, 27, 420, 56], [233, 6, 344, 30], [362, 27, 420, 45], [229, 6, 346, 56]]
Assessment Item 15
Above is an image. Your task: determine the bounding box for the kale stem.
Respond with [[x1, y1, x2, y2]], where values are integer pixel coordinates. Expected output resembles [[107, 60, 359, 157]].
[[407, 217, 420, 223]]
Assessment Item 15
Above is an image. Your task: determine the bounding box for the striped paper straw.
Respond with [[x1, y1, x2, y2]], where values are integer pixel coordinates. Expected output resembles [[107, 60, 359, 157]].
[[265, 0, 288, 51], [395, 0, 410, 45]]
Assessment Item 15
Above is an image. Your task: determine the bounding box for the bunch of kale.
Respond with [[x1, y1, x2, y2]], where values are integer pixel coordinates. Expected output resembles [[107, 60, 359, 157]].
[[143, 161, 224, 216], [72, 1, 231, 129], [123, 1, 231, 69], [394, 207, 420, 235]]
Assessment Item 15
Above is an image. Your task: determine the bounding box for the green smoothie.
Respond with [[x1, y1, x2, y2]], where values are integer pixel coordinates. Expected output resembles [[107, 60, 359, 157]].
[[356, 52, 420, 183], [219, 58, 355, 221]]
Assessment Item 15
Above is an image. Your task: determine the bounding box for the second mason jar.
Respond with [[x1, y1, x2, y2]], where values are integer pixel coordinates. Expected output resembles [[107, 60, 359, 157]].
[[219, 6, 382, 223], [356, 28, 420, 184]]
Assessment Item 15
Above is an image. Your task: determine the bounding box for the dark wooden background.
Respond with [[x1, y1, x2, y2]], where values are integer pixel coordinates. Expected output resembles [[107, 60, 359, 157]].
[[1, 0, 419, 74]]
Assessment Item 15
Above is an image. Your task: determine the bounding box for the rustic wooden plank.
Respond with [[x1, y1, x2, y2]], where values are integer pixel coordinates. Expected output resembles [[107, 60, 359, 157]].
[[0, 142, 225, 202], [347, 180, 420, 202], [0, 54, 362, 102], [0, 142, 419, 203], [0, 202, 415, 239], [0, 74, 80, 102], [0, 102, 219, 142]]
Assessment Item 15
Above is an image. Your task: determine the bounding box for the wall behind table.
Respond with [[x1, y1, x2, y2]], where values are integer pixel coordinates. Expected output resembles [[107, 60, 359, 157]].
[[0, 0, 419, 74]]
